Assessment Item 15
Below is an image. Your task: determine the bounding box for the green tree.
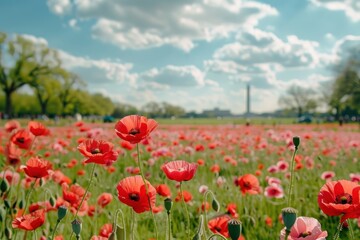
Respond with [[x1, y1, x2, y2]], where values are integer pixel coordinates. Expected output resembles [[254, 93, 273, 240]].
[[278, 85, 318, 118], [330, 59, 360, 118], [112, 103, 138, 118], [57, 71, 86, 116], [141, 101, 163, 118], [32, 76, 61, 115], [0, 33, 60, 118], [161, 102, 185, 118]]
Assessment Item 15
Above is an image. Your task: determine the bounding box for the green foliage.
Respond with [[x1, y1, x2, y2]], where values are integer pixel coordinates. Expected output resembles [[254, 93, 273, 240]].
[[141, 101, 186, 118], [330, 59, 360, 115], [278, 85, 318, 117]]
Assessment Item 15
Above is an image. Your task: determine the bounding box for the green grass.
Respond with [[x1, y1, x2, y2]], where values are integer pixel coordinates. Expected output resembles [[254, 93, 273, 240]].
[[0, 122, 359, 239]]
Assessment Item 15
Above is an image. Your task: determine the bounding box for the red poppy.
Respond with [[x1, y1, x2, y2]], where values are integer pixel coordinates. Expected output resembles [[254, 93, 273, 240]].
[[28, 121, 49, 136], [117, 175, 156, 213], [115, 115, 158, 144], [10, 129, 34, 150], [97, 193, 113, 208], [77, 139, 118, 165], [62, 183, 88, 206], [227, 203, 239, 218], [52, 170, 71, 185], [12, 209, 45, 231], [318, 180, 360, 222], [21, 156, 52, 178], [156, 184, 171, 197], [152, 205, 164, 214], [99, 223, 113, 238], [5, 142, 22, 165], [210, 164, 220, 173], [120, 140, 134, 150], [161, 160, 198, 182], [236, 174, 261, 195], [5, 120, 20, 133], [175, 190, 193, 203], [208, 215, 232, 238]]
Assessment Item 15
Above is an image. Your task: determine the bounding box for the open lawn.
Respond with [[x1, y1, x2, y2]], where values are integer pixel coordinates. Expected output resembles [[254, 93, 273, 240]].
[[0, 118, 359, 240]]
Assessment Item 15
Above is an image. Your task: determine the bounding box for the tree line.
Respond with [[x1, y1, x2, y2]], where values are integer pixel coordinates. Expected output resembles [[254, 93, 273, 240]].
[[279, 51, 360, 120], [0, 33, 186, 119]]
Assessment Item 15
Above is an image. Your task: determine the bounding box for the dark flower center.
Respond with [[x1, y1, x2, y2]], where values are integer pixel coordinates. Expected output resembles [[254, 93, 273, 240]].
[[17, 137, 25, 143], [91, 148, 101, 154], [215, 226, 222, 232], [335, 193, 352, 204], [299, 231, 312, 238], [129, 128, 140, 135], [129, 193, 140, 201], [243, 182, 251, 188]]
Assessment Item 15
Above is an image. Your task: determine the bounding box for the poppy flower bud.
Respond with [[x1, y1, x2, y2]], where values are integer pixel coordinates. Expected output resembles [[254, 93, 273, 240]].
[[281, 207, 297, 231], [4, 199, 10, 209], [293, 136, 300, 149], [12, 200, 17, 209], [5, 228, 12, 239], [0, 207, 4, 222], [71, 219, 82, 236], [49, 196, 56, 207], [0, 179, 9, 193], [40, 178, 45, 186], [228, 219, 242, 240], [108, 224, 125, 240], [164, 198, 173, 214], [18, 199, 24, 209], [192, 232, 201, 240], [58, 206, 67, 221], [212, 198, 220, 212]]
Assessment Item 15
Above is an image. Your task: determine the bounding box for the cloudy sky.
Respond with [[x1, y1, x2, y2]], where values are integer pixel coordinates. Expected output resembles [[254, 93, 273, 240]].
[[1, 0, 360, 114]]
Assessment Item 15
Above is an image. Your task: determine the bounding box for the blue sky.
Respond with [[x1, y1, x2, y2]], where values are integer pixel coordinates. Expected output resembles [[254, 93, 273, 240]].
[[1, 0, 360, 114]]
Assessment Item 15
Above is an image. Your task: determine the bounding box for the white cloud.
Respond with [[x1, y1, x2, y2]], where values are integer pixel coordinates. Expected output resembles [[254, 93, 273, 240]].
[[47, 0, 72, 15], [20, 34, 48, 46], [310, 0, 360, 21], [140, 65, 205, 87], [214, 28, 321, 68], [273, 73, 332, 89], [48, 0, 277, 51], [58, 51, 138, 86], [68, 19, 80, 30], [332, 35, 360, 60]]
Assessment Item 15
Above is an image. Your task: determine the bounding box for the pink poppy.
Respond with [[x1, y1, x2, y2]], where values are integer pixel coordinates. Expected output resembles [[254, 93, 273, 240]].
[[277, 160, 289, 172], [321, 171, 335, 181], [350, 173, 360, 183], [280, 217, 328, 240], [264, 185, 284, 198]]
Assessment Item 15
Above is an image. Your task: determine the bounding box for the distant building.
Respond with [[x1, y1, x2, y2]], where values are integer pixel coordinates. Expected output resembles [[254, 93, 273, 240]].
[[202, 107, 232, 117], [245, 84, 251, 117]]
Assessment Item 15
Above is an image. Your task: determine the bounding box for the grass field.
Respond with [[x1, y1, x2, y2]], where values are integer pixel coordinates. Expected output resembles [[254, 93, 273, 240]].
[[0, 118, 359, 239]]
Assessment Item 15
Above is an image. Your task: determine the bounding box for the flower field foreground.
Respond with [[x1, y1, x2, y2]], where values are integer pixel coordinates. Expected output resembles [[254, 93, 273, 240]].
[[0, 118, 359, 239]]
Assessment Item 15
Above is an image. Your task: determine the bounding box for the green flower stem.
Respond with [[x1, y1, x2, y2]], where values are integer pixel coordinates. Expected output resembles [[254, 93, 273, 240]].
[[348, 219, 354, 240], [23, 231, 28, 240], [113, 208, 126, 238], [207, 233, 227, 240], [285, 229, 290, 240], [131, 209, 135, 240], [180, 182, 190, 239], [33, 229, 37, 240], [167, 211, 172, 240], [23, 179, 37, 215], [333, 221, 343, 240], [287, 146, 298, 207], [136, 144, 158, 239], [203, 190, 215, 236], [74, 163, 96, 219], [51, 220, 61, 240]]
